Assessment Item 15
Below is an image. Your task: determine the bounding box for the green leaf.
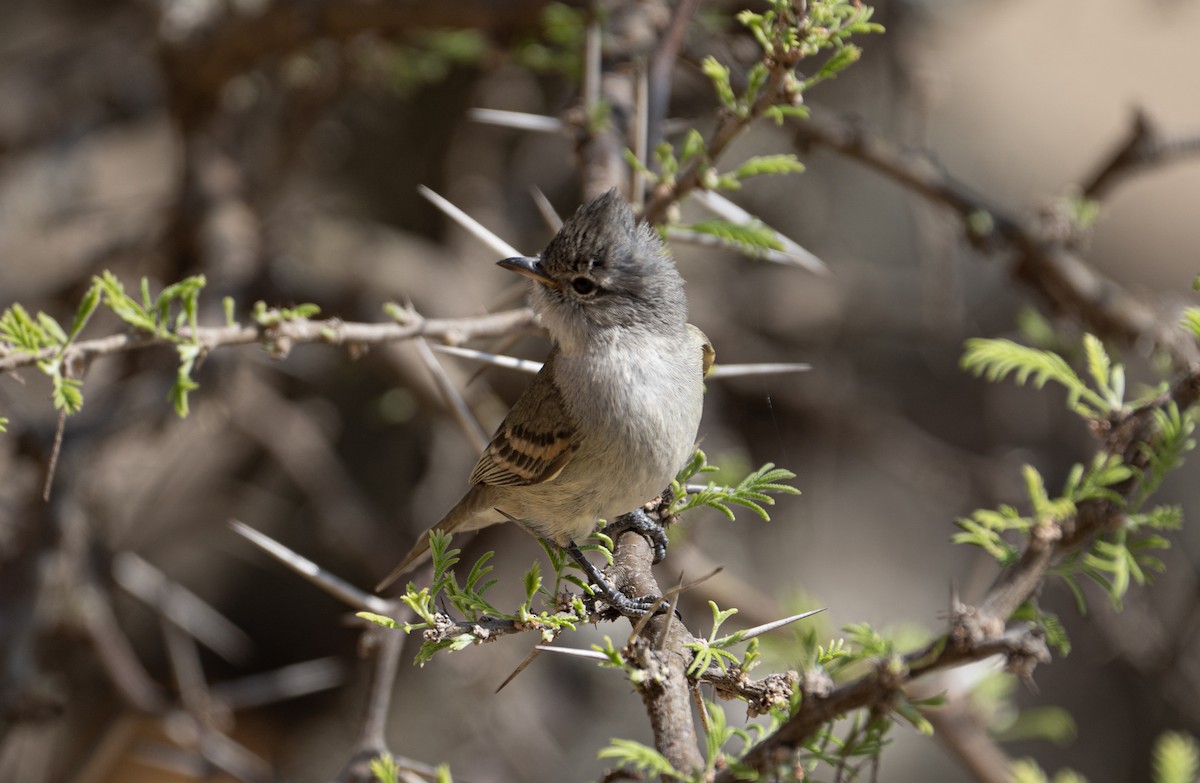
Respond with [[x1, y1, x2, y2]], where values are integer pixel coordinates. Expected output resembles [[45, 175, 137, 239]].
[[809, 44, 862, 86], [675, 461, 799, 521], [69, 283, 102, 342], [0, 304, 57, 353], [522, 560, 542, 605], [1134, 403, 1196, 507], [169, 343, 202, 417], [623, 147, 655, 179], [597, 739, 682, 779], [961, 337, 1111, 416], [892, 695, 933, 736], [683, 218, 785, 256], [1153, 731, 1199, 783], [734, 154, 805, 180], [52, 373, 84, 414], [952, 513, 1022, 565], [1171, 303, 1200, 338], [37, 313, 67, 346], [679, 128, 707, 165], [701, 56, 736, 110], [1082, 334, 1113, 401], [95, 272, 158, 333], [357, 612, 403, 630], [762, 103, 811, 124], [653, 142, 678, 180], [368, 751, 401, 783], [742, 62, 770, 106]]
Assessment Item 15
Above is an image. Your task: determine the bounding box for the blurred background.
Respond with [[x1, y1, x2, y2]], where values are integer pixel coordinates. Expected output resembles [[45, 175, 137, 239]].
[[2, 0, 1200, 781]]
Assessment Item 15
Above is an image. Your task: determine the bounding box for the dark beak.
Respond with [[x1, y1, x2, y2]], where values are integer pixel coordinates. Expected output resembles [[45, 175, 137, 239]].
[[497, 256, 560, 289]]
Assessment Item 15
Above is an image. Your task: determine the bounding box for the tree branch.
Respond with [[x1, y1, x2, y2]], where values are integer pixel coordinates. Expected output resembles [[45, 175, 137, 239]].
[[791, 109, 1200, 369], [0, 308, 536, 375]]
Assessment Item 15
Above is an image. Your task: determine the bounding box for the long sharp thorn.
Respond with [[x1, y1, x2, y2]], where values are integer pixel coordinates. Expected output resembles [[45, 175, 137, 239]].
[[496, 647, 544, 693], [709, 362, 811, 379], [529, 186, 563, 231], [229, 520, 392, 614], [418, 185, 523, 259], [534, 645, 610, 662], [432, 344, 544, 374], [468, 108, 564, 134], [737, 609, 827, 642]]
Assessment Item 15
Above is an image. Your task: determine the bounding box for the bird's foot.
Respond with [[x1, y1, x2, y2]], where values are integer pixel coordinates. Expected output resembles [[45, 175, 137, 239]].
[[602, 503, 670, 565], [558, 540, 666, 618]]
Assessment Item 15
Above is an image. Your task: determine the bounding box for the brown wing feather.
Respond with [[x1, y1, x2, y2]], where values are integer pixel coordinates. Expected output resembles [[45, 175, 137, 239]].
[[469, 352, 579, 487]]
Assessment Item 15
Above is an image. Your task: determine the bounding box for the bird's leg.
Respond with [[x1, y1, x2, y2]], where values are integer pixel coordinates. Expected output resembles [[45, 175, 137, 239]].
[[600, 486, 675, 565], [558, 540, 662, 617]]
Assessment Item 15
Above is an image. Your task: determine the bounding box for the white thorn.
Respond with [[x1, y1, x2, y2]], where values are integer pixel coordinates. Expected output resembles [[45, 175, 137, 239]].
[[535, 645, 610, 662], [418, 185, 523, 259], [468, 108, 564, 134], [229, 520, 393, 614], [709, 362, 811, 378], [432, 344, 544, 374], [737, 609, 826, 641]]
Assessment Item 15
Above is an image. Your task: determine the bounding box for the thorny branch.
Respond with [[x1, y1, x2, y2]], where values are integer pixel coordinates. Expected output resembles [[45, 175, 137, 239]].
[[0, 308, 536, 375], [791, 108, 1200, 370]]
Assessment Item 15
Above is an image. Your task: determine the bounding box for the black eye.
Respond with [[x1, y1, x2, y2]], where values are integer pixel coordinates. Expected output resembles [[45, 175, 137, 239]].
[[571, 277, 597, 295]]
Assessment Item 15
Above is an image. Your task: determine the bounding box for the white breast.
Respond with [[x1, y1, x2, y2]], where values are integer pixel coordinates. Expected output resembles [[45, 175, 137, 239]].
[[554, 329, 703, 519]]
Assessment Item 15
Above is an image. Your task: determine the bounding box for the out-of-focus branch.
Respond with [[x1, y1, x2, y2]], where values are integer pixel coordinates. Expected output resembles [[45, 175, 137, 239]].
[[1081, 109, 1200, 201], [921, 697, 1014, 783], [646, 0, 702, 156], [791, 108, 1200, 369], [158, 0, 556, 125]]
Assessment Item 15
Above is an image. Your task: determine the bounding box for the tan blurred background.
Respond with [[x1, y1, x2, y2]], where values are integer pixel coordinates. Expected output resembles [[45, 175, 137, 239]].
[[2, 0, 1199, 781]]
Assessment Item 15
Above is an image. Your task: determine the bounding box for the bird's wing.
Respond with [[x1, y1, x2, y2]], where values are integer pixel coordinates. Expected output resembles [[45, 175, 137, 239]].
[[469, 354, 579, 487], [688, 323, 716, 378]]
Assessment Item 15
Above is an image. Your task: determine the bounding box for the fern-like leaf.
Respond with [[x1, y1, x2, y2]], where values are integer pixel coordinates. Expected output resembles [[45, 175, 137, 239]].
[[734, 154, 805, 180], [1153, 731, 1200, 783], [961, 337, 1111, 415]]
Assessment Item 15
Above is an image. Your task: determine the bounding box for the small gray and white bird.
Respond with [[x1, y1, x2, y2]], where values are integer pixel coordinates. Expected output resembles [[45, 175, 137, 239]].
[[376, 189, 709, 610]]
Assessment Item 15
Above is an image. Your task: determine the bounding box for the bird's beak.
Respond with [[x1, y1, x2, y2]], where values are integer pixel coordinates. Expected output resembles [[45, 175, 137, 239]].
[[497, 256, 561, 290]]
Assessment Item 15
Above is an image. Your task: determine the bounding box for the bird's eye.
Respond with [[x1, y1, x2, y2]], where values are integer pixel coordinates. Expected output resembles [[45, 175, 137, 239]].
[[571, 277, 597, 295]]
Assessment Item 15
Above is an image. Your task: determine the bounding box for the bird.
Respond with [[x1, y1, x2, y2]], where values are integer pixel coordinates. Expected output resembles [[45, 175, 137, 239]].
[[375, 189, 708, 614]]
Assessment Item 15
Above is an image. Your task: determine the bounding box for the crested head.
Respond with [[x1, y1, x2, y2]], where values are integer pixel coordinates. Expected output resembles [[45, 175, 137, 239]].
[[527, 189, 688, 350]]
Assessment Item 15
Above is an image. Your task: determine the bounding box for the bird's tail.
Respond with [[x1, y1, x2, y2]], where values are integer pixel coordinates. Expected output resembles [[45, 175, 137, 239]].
[[374, 528, 437, 592], [374, 487, 494, 592]]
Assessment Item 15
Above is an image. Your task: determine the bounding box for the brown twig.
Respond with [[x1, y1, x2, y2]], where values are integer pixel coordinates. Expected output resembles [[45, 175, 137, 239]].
[[921, 697, 1014, 783], [0, 308, 537, 375], [1081, 109, 1200, 201], [791, 108, 1200, 370], [646, 0, 702, 156]]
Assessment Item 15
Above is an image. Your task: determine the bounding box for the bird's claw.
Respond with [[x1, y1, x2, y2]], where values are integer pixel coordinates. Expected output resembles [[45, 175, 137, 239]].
[[559, 539, 668, 618], [603, 506, 669, 565], [587, 586, 667, 618]]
